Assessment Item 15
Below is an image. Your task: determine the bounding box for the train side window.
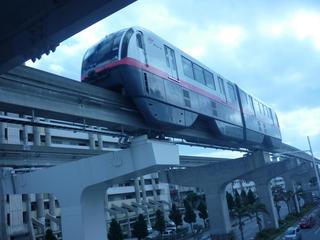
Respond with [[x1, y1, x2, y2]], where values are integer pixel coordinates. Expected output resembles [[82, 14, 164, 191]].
[[204, 70, 216, 90], [136, 33, 143, 49], [217, 76, 226, 96], [240, 90, 248, 105], [249, 96, 256, 115], [227, 83, 237, 103], [193, 63, 205, 85], [164, 47, 171, 68], [181, 56, 194, 79]]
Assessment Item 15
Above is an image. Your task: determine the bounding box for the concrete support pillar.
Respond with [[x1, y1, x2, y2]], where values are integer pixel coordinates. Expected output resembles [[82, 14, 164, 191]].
[[205, 188, 231, 239], [283, 177, 300, 214], [88, 132, 95, 150], [45, 120, 52, 147], [0, 123, 5, 144], [33, 118, 41, 146], [58, 188, 107, 240], [97, 134, 103, 150], [36, 193, 45, 224], [151, 173, 159, 201], [256, 183, 279, 229], [22, 125, 28, 146], [25, 194, 35, 239], [0, 168, 9, 240], [134, 178, 141, 204], [139, 176, 151, 225], [49, 194, 58, 231], [140, 176, 147, 202]]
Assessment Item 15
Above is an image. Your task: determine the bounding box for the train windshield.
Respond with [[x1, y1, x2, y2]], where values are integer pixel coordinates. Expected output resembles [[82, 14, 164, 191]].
[[82, 30, 125, 72]]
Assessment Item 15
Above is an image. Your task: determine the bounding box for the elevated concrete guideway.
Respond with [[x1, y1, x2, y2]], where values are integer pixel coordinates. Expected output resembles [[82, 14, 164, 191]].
[[0, 0, 136, 73], [1, 136, 179, 240], [160, 152, 309, 238]]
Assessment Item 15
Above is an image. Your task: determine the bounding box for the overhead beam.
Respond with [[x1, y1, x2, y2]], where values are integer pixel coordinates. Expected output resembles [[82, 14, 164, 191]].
[[0, 0, 136, 73]]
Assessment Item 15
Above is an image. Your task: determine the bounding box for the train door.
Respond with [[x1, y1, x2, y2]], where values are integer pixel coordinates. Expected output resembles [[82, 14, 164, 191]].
[[164, 45, 178, 80], [136, 31, 148, 65]]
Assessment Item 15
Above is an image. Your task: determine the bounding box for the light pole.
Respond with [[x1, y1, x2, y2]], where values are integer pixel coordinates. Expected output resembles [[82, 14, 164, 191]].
[[307, 136, 320, 197]]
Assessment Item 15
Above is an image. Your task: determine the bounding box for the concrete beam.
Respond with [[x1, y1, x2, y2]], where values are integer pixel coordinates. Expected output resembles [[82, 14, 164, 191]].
[[1, 136, 179, 240]]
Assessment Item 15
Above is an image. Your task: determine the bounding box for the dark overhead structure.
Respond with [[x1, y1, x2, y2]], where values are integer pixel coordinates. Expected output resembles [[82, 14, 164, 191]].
[[0, 0, 136, 73]]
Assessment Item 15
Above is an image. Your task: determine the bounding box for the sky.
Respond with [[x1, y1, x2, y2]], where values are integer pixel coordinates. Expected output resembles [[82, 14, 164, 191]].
[[26, 0, 320, 158]]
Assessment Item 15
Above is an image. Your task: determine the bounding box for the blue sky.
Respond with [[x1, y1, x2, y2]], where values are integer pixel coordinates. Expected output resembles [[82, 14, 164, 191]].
[[26, 0, 320, 158]]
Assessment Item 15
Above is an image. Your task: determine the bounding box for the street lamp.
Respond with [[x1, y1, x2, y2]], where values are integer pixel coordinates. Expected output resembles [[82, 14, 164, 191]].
[[307, 136, 320, 197], [270, 136, 320, 197]]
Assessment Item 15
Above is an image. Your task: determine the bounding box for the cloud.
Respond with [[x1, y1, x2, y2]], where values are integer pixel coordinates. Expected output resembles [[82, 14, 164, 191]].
[[279, 107, 320, 139], [260, 9, 320, 50]]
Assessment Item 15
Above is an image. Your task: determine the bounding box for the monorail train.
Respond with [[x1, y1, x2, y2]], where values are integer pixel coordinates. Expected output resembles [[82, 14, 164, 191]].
[[81, 27, 282, 147]]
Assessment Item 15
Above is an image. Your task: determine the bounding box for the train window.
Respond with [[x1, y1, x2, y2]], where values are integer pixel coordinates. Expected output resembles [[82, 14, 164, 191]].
[[136, 33, 143, 49], [193, 63, 205, 84], [249, 96, 256, 115], [121, 28, 134, 59], [217, 76, 226, 95], [82, 30, 125, 72], [181, 56, 194, 79], [204, 70, 216, 90], [240, 90, 248, 105], [164, 47, 171, 68], [227, 83, 237, 103]]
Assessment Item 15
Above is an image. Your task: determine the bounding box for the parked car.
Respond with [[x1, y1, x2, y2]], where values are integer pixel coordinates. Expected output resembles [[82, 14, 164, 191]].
[[299, 216, 316, 229], [165, 221, 176, 231], [282, 226, 302, 240], [162, 229, 175, 237]]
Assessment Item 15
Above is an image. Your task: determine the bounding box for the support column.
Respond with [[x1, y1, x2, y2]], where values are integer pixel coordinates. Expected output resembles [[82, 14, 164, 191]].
[[151, 173, 159, 201], [0, 124, 5, 144], [140, 176, 147, 202], [36, 193, 45, 224], [49, 194, 58, 231], [205, 187, 231, 239], [22, 125, 28, 146], [134, 178, 141, 204], [140, 176, 151, 226], [33, 118, 41, 146], [58, 187, 107, 240], [256, 183, 279, 229], [45, 120, 52, 147], [283, 177, 300, 214], [88, 132, 95, 150], [25, 194, 35, 239], [0, 168, 9, 240], [97, 134, 103, 150]]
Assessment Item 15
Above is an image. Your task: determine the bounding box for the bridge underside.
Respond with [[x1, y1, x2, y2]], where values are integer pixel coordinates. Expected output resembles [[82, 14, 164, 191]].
[[0, 0, 135, 73]]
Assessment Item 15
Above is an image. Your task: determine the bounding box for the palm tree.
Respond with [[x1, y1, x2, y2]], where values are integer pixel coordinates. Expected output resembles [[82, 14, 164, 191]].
[[231, 206, 251, 240], [250, 202, 269, 232]]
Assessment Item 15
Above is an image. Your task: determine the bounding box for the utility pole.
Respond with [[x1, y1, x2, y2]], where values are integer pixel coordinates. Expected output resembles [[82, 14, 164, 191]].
[[307, 136, 320, 196]]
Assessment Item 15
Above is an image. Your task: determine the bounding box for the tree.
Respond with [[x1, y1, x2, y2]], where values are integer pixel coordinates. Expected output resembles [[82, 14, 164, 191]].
[[282, 190, 294, 214], [226, 192, 235, 210], [169, 203, 182, 227], [132, 214, 148, 240], [45, 229, 57, 240], [183, 199, 196, 232], [185, 192, 200, 209], [108, 219, 124, 240], [197, 200, 208, 227], [154, 209, 166, 235], [234, 191, 242, 209], [231, 206, 251, 240], [272, 185, 284, 221], [250, 202, 269, 232], [247, 189, 256, 205], [240, 190, 248, 206]]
